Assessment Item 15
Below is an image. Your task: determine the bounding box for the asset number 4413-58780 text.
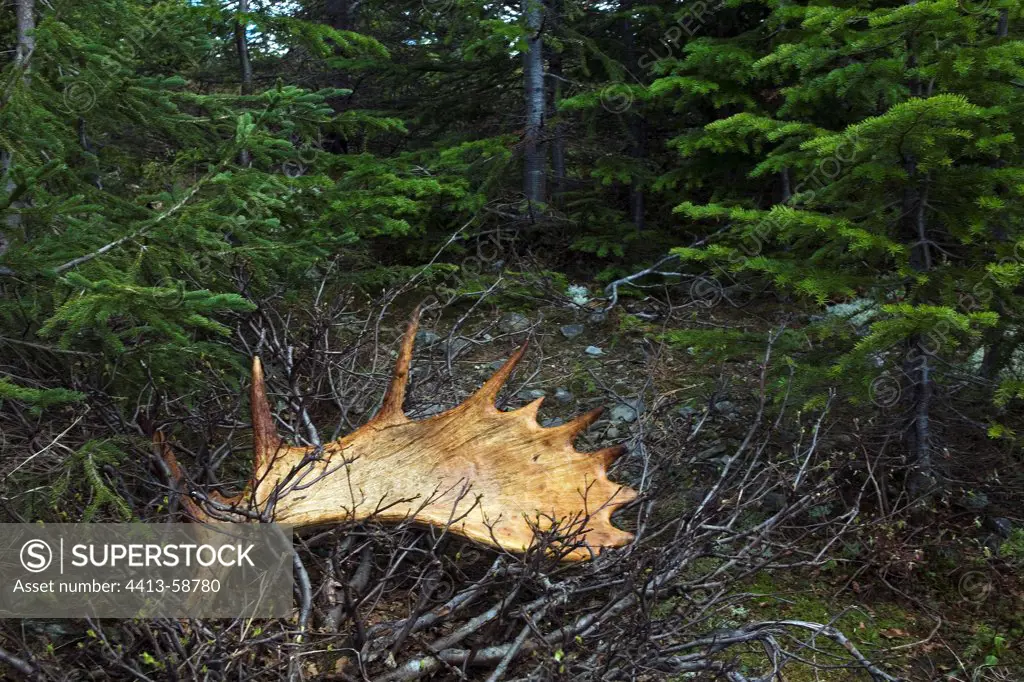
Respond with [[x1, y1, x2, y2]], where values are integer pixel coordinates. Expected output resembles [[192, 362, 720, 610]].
[[125, 579, 220, 593]]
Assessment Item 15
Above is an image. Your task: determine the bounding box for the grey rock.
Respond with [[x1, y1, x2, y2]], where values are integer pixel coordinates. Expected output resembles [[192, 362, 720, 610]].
[[714, 400, 737, 414], [696, 441, 728, 460], [988, 516, 1013, 539], [606, 426, 621, 439], [25, 620, 76, 638], [554, 387, 574, 404], [489, 359, 506, 371], [446, 337, 472, 355], [560, 324, 585, 339], [678, 406, 699, 418], [960, 491, 990, 510], [518, 389, 547, 401], [499, 312, 531, 333], [415, 330, 441, 346], [610, 399, 642, 424], [584, 345, 604, 356], [541, 417, 565, 428], [588, 311, 608, 324]]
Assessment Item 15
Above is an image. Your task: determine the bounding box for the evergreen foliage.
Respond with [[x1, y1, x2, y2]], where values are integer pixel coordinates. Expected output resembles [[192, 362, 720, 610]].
[[643, 0, 1024, 468], [1, 1, 1023, 676], [0, 0, 1021, 524]]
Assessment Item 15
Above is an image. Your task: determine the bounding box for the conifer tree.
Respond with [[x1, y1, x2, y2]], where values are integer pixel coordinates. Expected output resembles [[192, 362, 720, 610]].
[[0, 0, 456, 408], [650, 0, 1024, 489]]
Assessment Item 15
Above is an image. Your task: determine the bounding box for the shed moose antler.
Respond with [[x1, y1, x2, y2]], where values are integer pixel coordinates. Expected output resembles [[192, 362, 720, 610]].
[[157, 311, 637, 560]]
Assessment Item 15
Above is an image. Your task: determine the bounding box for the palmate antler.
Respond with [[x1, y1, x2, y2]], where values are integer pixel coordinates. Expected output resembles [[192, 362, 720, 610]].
[[157, 311, 637, 560]]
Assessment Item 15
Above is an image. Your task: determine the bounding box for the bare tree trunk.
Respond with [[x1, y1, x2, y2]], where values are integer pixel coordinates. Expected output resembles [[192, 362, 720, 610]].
[[326, 0, 360, 31], [980, 322, 1012, 380], [1, 0, 36, 257], [547, 0, 565, 206], [902, 157, 936, 496], [13, 0, 34, 70], [323, 0, 360, 155], [235, 0, 254, 166], [235, 0, 254, 95], [906, 188, 935, 496], [621, 0, 645, 230], [979, 11, 1011, 382], [901, 6, 936, 495], [628, 121, 645, 230], [521, 0, 546, 208]]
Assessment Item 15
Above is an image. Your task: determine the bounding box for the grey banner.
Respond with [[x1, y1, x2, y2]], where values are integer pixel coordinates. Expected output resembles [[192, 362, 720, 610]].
[[0, 523, 293, 618]]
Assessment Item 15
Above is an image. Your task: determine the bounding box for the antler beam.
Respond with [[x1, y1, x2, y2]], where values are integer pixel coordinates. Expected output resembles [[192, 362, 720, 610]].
[[158, 311, 637, 560]]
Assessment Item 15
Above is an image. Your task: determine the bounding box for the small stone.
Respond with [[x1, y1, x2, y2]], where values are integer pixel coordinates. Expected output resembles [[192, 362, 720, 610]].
[[960, 491, 990, 510], [490, 359, 506, 371], [25, 620, 75, 638], [554, 387, 574, 404], [714, 400, 736, 414], [447, 337, 472, 355], [560, 324, 585, 339], [584, 345, 604, 356], [588, 311, 607, 325], [610, 400, 641, 424], [988, 516, 1013, 539], [499, 312, 531, 333], [415, 330, 441, 346], [606, 426, 620, 439], [678, 406, 699, 418], [518, 389, 546, 401], [541, 417, 565, 428]]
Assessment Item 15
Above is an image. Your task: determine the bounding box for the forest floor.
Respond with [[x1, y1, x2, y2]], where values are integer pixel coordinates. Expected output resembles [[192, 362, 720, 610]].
[[393, 286, 1023, 682], [8, 282, 1020, 680]]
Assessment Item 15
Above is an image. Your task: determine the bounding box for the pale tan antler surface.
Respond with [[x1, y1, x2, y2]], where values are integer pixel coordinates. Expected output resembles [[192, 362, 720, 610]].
[[159, 312, 637, 560]]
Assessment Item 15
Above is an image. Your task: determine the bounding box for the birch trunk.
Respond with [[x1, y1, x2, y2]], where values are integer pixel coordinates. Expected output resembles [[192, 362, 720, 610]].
[[235, 0, 254, 166], [1, 0, 36, 257], [521, 0, 546, 208]]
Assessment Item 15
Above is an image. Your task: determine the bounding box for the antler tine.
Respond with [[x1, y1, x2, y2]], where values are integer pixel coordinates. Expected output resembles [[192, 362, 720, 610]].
[[376, 306, 421, 424], [251, 356, 283, 473], [549, 406, 604, 439], [591, 444, 627, 468], [469, 341, 530, 406], [152, 432, 208, 521], [516, 396, 545, 422]]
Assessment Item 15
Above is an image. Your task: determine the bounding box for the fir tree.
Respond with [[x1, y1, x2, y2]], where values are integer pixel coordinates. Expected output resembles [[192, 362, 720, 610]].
[[652, 0, 1024, 490]]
